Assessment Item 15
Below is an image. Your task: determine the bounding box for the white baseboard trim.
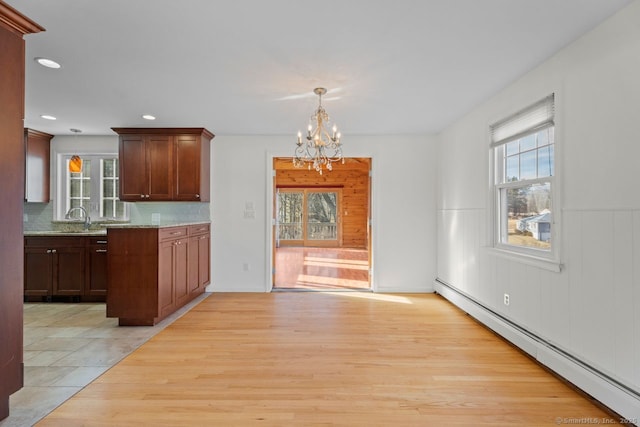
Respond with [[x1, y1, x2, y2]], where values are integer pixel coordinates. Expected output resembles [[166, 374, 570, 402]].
[[434, 279, 640, 422]]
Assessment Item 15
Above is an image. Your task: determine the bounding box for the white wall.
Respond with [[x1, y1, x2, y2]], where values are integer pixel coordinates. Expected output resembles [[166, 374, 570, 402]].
[[210, 134, 437, 293], [437, 1, 640, 417]]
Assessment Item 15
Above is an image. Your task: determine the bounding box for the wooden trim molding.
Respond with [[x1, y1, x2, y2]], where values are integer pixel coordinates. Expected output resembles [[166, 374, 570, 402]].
[[111, 127, 215, 140], [0, 2, 44, 35]]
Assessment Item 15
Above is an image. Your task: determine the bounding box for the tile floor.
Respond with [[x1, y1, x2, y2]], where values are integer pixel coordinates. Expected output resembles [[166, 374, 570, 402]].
[[0, 294, 209, 427]]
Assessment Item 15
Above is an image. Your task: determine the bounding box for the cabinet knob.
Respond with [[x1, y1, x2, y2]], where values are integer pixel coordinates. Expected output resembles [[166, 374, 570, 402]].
[[140, 194, 145, 199], [46, 249, 52, 253], [195, 194, 200, 199], [51, 249, 57, 253]]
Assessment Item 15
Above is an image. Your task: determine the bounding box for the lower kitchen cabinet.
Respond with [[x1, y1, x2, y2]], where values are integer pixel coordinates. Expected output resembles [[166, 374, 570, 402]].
[[158, 231, 189, 318], [188, 224, 210, 295], [107, 223, 210, 326], [24, 236, 97, 301], [23, 237, 85, 299], [86, 237, 108, 298]]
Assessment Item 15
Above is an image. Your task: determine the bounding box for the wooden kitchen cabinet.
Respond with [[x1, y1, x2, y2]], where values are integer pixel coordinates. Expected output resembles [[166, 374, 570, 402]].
[[24, 128, 53, 203], [107, 223, 210, 326], [24, 236, 86, 300], [158, 226, 189, 318], [86, 237, 108, 298], [24, 235, 108, 301], [117, 133, 173, 201], [112, 128, 213, 202], [1, 4, 44, 420], [188, 223, 210, 296]]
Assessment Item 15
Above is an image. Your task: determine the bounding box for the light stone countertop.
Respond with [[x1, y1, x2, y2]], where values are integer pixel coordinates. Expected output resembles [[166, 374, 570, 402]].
[[24, 229, 107, 236], [104, 220, 210, 229], [24, 221, 210, 236]]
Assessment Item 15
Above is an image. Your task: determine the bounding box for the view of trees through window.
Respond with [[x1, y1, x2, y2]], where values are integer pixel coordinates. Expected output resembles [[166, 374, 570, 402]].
[[277, 190, 338, 244], [306, 192, 337, 240]]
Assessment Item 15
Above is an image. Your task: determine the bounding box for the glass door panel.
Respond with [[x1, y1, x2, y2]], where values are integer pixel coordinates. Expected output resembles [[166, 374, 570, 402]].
[[306, 191, 338, 246], [277, 190, 303, 246], [276, 189, 341, 247]]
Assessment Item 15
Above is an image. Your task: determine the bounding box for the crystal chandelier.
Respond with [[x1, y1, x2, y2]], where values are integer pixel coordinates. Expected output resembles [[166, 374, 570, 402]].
[[294, 88, 343, 175]]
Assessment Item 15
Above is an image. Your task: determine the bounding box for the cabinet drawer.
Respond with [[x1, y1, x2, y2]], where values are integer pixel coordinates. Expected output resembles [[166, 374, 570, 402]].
[[25, 236, 85, 248], [188, 223, 210, 235], [88, 237, 108, 245], [159, 227, 188, 241]]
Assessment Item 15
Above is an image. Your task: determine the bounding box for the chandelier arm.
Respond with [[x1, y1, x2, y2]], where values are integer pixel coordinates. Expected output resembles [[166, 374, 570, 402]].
[[293, 87, 343, 174]]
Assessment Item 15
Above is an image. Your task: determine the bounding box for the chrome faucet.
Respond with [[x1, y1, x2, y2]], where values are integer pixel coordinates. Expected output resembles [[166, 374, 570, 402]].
[[65, 206, 91, 230]]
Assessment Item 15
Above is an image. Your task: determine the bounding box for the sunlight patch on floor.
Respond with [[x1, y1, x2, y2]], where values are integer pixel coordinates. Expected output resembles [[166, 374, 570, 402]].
[[303, 260, 369, 270], [295, 274, 369, 289], [325, 291, 414, 304]]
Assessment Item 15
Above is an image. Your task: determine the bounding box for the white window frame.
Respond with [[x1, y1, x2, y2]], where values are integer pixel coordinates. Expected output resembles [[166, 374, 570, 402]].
[[56, 153, 129, 221], [489, 94, 562, 272]]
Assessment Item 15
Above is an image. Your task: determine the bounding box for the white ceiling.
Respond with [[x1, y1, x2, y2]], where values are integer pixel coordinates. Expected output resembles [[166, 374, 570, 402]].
[[9, 0, 633, 137]]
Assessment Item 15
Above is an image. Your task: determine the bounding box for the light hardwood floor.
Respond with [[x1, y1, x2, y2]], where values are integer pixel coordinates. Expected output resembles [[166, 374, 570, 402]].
[[35, 292, 622, 426], [274, 247, 370, 290], [0, 295, 207, 427]]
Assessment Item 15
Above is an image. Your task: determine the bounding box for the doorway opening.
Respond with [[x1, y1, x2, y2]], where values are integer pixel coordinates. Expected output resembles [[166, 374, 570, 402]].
[[272, 157, 371, 291]]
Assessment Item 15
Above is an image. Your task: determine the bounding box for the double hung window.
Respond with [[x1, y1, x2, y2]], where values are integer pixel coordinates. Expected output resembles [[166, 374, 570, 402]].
[[59, 155, 128, 221], [491, 94, 556, 258]]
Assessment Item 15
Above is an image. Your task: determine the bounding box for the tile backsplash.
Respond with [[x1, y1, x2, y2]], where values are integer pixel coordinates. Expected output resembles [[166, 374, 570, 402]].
[[23, 202, 210, 231], [23, 203, 55, 231], [128, 202, 210, 225]]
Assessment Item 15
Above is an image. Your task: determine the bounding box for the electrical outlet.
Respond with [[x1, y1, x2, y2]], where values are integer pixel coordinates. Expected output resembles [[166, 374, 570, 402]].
[[503, 293, 510, 306]]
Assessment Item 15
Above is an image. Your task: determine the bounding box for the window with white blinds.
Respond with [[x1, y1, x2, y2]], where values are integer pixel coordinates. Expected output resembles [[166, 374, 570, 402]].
[[490, 94, 555, 148], [491, 94, 556, 258]]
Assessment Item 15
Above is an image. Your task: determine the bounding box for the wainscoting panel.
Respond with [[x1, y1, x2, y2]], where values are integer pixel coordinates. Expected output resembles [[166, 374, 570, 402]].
[[436, 207, 640, 418]]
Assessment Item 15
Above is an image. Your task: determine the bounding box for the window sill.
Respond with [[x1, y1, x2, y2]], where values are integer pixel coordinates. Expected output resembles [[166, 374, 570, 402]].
[[485, 246, 562, 273]]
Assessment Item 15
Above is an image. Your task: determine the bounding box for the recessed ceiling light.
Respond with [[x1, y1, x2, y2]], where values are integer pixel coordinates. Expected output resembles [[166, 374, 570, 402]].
[[35, 57, 61, 69], [142, 114, 156, 120], [40, 115, 57, 120]]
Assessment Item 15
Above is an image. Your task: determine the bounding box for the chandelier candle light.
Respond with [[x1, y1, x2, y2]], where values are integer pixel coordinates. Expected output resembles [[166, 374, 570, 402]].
[[294, 87, 344, 175]]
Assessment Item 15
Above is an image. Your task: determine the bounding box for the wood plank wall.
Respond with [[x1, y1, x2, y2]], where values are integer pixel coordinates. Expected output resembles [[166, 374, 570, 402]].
[[274, 158, 370, 248]]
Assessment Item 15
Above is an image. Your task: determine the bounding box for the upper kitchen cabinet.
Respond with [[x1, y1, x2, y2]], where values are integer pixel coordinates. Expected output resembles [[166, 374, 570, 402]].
[[24, 128, 53, 203], [117, 133, 173, 201], [112, 128, 214, 202]]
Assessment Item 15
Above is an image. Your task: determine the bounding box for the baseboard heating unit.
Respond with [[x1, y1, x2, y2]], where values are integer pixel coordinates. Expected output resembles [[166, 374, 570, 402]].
[[434, 278, 640, 422]]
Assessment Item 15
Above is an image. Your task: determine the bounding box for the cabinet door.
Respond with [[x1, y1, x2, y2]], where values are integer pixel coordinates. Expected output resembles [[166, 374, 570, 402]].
[[86, 245, 108, 296], [174, 134, 200, 200], [24, 248, 53, 296], [174, 239, 189, 306], [147, 135, 172, 200], [197, 233, 210, 289], [24, 129, 52, 203], [54, 247, 85, 296], [119, 135, 148, 200], [187, 236, 199, 294], [158, 240, 175, 317]]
